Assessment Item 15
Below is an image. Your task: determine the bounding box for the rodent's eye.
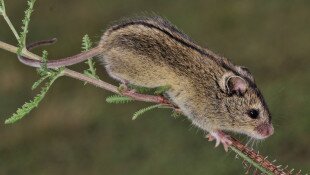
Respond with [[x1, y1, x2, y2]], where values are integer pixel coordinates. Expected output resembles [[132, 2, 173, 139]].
[[247, 109, 259, 119]]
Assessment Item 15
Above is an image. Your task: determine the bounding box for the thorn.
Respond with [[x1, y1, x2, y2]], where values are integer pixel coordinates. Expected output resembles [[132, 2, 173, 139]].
[[277, 165, 282, 168], [257, 150, 260, 154], [272, 159, 277, 163], [264, 156, 268, 160], [289, 168, 294, 173], [253, 168, 258, 175], [245, 164, 252, 174], [283, 165, 288, 170], [235, 154, 239, 159], [296, 170, 301, 175], [242, 160, 248, 168]]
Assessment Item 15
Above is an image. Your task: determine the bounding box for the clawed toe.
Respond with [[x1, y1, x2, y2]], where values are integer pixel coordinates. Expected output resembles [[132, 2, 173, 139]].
[[206, 131, 232, 152]]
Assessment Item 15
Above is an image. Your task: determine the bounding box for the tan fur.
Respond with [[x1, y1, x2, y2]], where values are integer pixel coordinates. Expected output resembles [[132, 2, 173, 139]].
[[94, 17, 273, 139]]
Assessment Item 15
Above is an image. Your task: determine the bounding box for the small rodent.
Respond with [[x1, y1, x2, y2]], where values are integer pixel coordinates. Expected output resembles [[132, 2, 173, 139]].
[[19, 16, 274, 148]]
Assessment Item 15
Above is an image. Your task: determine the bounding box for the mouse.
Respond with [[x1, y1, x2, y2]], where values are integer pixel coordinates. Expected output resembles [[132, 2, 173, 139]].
[[18, 16, 274, 150]]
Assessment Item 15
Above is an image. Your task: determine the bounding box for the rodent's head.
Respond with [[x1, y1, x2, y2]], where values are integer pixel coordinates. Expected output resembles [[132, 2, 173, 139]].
[[217, 66, 274, 139]]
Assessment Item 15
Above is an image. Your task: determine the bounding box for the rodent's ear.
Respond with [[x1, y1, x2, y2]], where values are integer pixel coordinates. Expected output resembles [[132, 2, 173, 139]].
[[227, 76, 248, 96], [236, 66, 255, 82], [219, 73, 248, 96]]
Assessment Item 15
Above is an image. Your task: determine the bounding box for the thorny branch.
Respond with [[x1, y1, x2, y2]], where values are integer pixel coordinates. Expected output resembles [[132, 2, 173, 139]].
[[0, 41, 303, 175]]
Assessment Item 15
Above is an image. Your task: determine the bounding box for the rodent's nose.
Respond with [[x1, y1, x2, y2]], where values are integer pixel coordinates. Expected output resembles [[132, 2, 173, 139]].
[[270, 125, 274, 135], [255, 123, 274, 138], [264, 124, 274, 137]]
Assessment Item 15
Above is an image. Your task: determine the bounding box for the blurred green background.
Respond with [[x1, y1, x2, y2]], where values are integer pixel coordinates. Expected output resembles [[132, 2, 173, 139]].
[[0, 0, 309, 174]]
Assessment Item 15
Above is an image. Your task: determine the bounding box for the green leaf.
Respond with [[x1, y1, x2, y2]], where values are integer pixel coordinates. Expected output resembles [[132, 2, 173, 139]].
[[83, 69, 98, 80], [17, 0, 36, 54], [0, 0, 4, 15], [38, 50, 48, 72], [126, 85, 170, 94], [154, 85, 171, 94], [31, 73, 50, 90], [82, 34, 98, 79], [82, 34, 92, 51], [4, 70, 63, 124], [128, 84, 153, 93], [132, 104, 162, 120], [171, 111, 181, 118], [31, 50, 54, 90], [106, 95, 133, 104]]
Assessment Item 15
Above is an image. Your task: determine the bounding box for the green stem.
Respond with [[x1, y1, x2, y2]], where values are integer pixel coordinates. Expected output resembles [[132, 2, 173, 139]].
[[3, 13, 20, 41], [1, 1, 20, 41]]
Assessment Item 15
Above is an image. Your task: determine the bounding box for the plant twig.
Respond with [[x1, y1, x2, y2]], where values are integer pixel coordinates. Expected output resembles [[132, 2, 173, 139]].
[[0, 41, 41, 60], [0, 0, 20, 41], [0, 41, 171, 104], [230, 137, 292, 175], [2, 13, 20, 41]]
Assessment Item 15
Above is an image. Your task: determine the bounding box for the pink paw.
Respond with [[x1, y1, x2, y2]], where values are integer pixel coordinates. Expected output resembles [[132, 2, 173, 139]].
[[206, 131, 232, 152]]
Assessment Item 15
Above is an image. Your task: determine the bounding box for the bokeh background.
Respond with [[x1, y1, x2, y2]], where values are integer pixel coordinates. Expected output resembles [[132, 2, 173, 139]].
[[0, 0, 309, 174]]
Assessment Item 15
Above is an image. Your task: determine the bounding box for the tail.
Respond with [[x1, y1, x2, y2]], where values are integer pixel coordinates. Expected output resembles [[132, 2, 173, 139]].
[[18, 38, 101, 68]]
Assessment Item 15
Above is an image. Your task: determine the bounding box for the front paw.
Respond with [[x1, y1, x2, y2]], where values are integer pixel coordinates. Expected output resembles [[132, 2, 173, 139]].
[[206, 131, 232, 152]]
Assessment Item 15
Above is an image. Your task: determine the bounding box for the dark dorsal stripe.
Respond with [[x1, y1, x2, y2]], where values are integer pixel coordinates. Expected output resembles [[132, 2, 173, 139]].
[[110, 20, 247, 82], [111, 21, 215, 60]]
